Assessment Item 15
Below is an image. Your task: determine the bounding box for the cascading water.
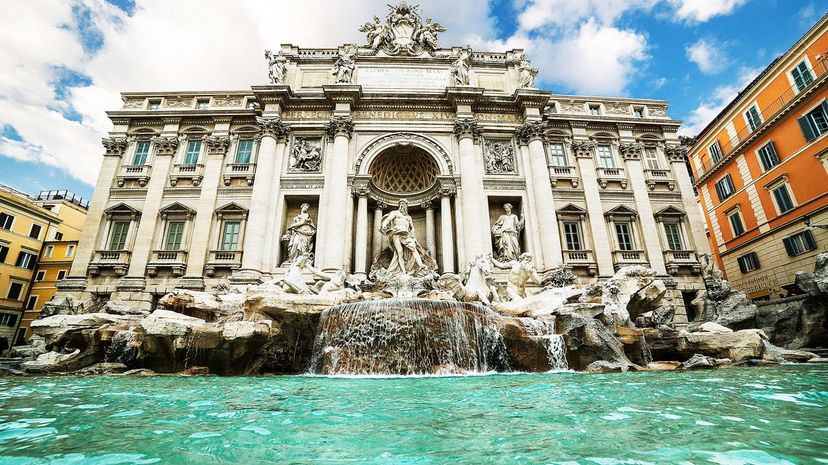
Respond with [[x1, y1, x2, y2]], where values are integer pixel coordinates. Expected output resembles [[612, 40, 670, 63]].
[[308, 299, 510, 375], [518, 317, 569, 371]]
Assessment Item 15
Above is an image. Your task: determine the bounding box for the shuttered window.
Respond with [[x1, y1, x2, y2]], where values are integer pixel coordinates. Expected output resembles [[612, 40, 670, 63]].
[[164, 222, 185, 250], [708, 141, 723, 163], [791, 61, 814, 91], [782, 231, 817, 256], [563, 222, 582, 251], [745, 105, 762, 131], [798, 101, 828, 142], [109, 221, 129, 250], [220, 222, 240, 251], [714, 174, 735, 202], [615, 222, 634, 251], [757, 142, 780, 171], [771, 183, 795, 214], [728, 212, 745, 237], [663, 223, 684, 250], [737, 252, 760, 273]]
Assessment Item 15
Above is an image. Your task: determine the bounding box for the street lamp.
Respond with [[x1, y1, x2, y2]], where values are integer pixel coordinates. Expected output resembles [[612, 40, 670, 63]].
[[803, 214, 828, 230]]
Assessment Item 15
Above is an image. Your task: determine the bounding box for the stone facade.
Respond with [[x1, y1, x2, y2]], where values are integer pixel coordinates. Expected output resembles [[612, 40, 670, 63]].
[[60, 3, 706, 320]]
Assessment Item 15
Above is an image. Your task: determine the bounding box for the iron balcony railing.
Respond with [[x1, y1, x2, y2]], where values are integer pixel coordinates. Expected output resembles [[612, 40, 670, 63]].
[[36, 190, 89, 209]]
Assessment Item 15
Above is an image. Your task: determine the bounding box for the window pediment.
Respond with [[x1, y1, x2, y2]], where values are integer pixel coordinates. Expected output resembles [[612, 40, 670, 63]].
[[159, 202, 196, 219], [605, 205, 637, 219], [654, 205, 686, 219], [104, 203, 141, 219]]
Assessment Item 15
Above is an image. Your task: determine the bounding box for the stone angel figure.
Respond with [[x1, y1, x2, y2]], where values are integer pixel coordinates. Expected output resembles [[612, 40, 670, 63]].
[[359, 15, 388, 49], [332, 47, 356, 84], [450, 49, 471, 86], [517, 57, 539, 88], [264, 49, 287, 85], [415, 18, 445, 50]]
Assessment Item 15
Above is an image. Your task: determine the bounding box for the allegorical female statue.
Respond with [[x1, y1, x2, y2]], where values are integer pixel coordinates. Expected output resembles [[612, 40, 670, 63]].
[[281, 203, 316, 264], [491, 203, 524, 261]]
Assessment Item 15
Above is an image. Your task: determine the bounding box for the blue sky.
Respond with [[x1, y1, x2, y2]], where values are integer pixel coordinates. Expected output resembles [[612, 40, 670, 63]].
[[0, 0, 823, 201]]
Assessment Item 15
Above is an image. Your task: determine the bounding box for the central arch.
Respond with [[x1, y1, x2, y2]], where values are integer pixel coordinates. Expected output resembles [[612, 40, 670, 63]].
[[354, 132, 454, 176], [369, 145, 439, 194]]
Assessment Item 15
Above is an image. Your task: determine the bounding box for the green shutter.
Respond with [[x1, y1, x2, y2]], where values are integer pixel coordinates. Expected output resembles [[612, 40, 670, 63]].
[[164, 222, 184, 250], [803, 230, 817, 250], [799, 115, 817, 142]]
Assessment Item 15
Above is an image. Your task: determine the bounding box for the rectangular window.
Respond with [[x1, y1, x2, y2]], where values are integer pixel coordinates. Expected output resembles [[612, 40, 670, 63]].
[[708, 141, 723, 163], [65, 245, 75, 257], [0, 244, 7, 263], [25, 295, 38, 311], [597, 145, 615, 168], [745, 105, 762, 131], [728, 211, 745, 237], [0, 212, 14, 230], [737, 252, 760, 273], [54, 232, 63, 240], [783, 230, 817, 256], [235, 139, 254, 164], [147, 99, 161, 110], [245, 100, 256, 109], [0, 313, 18, 327], [220, 221, 240, 251], [28, 224, 42, 239], [44, 245, 53, 258], [757, 142, 780, 171], [791, 60, 814, 91], [588, 104, 600, 116], [132, 141, 150, 165], [714, 174, 735, 201], [184, 140, 202, 165], [35, 270, 46, 281], [164, 222, 185, 250], [633, 107, 644, 118], [7, 282, 24, 300], [663, 223, 684, 250], [109, 221, 130, 250], [547, 143, 567, 167], [644, 147, 660, 170], [57, 270, 67, 280], [771, 183, 795, 214], [615, 222, 634, 251], [195, 99, 209, 109], [15, 251, 36, 270], [799, 101, 828, 142], [563, 222, 582, 251]]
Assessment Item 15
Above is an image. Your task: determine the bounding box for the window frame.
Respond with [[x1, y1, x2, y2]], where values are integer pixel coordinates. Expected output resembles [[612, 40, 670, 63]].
[[547, 143, 568, 167], [789, 58, 815, 92], [744, 103, 763, 132], [35, 270, 46, 281], [562, 221, 583, 251], [108, 221, 130, 250], [15, 251, 36, 270], [235, 139, 255, 164], [783, 230, 817, 256], [220, 221, 241, 251], [6, 281, 25, 301], [54, 231, 63, 240], [714, 174, 736, 202], [614, 222, 635, 251], [756, 141, 780, 172], [183, 140, 202, 165], [195, 98, 210, 109], [0, 244, 8, 263], [65, 245, 75, 257], [163, 221, 186, 251], [644, 146, 661, 170], [28, 223, 42, 240], [132, 140, 151, 166], [0, 313, 18, 327], [43, 245, 53, 258], [737, 252, 760, 273], [596, 145, 615, 168], [708, 141, 723, 164], [662, 222, 684, 251], [57, 269, 67, 280], [726, 209, 746, 238], [25, 295, 38, 311], [147, 99, 162, 110], [769, 180, 796, 215], [0, 212, 14, 230]]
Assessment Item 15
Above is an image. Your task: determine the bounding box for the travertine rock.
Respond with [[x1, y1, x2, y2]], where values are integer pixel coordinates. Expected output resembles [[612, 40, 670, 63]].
[[680, 354, 731, 370]]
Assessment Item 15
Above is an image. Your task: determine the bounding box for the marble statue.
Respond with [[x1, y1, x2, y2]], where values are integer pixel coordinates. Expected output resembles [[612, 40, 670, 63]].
[[332, 47, 356, 83], [359, 2, 446, 56], [484, 141, 516, 174], [491, 203, 524, 261], [281, 203, 316, 264], [264, 50, 287, 85], [437, 254, 499, 304], [450, 49, 471, 86], [381, 199, 426, 275], [289, 138, 322, 172], [414, 18, 445, 51], [359, 16, 388, 49], [517, 56, 538, 89], [491, 252, 542, 301], [276, 253, 314, 294]]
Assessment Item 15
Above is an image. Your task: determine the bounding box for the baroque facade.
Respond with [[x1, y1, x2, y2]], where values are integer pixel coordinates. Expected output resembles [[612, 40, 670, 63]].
[[60, 3, 708, 321]]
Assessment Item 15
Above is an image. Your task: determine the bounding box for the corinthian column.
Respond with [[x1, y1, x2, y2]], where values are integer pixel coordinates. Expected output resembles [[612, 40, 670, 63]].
[[319, 116, 354, 271], [353, 190, 370, 275], [424, 201, 436, 259], [439, 190, 455, 273], [454, 118, 490, 265], [372, 202, 385, 262], [516, 121, 562, 269], [238, 116, 289, 281]]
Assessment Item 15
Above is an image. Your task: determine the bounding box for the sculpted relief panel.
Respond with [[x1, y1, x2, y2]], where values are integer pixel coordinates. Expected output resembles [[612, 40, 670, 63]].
[[483, 139, 517, 175], [289, 137, 324, 173]]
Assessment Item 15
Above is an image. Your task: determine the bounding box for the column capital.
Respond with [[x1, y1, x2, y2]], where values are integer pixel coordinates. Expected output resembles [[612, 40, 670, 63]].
[[150, 135, 179, 156], [453, 118, 481, 142], [102, 137, 128, 157], [570, 140, 596, 159], [619, 142, 643, 160], [325, 116, 355, 140], [515, 121, 546, 143], [256, 116, 291, 141], [205, 135, 231, 155], [665, 144, 688, 163], [421, 201, 434, 210]]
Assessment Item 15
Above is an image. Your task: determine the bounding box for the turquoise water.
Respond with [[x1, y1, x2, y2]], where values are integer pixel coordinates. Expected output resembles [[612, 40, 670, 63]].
[[0, 366, 826, 464]]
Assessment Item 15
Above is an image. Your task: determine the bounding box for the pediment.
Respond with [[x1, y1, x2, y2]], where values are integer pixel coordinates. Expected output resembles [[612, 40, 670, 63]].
[[604, 205, 637, 217], [654, 205, 686, 218], [557, 203, 587, 216]]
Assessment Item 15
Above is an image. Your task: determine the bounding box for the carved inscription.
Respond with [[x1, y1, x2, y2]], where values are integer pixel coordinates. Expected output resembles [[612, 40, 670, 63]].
[[359, 67, 450, 89]]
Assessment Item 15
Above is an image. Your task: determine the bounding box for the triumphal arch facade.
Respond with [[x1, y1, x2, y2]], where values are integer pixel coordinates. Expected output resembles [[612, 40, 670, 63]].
[[61, 2, 709, 321]]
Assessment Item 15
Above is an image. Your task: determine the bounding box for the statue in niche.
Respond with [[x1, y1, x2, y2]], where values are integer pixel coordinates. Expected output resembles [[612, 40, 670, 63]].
[[289, 138, 322, 172], [517, 57, 539, 89], [450, 49, 471, 86], [371, 199, 438, 277], [484, 141, 516, 174], [491, 252, 542, 301], [491, 203, 524, 262], [281, 203, 316, 264], [264, 49, 287, 85], [332, 47, 356, 83]]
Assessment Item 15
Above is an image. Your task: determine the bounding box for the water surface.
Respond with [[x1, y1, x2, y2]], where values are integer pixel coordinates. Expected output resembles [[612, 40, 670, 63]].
[[1, 365, 826, 464]]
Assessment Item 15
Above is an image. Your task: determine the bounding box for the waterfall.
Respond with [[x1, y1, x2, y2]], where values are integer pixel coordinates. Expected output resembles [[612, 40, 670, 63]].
[[519, 318, 569, 371], [308, 299, 510, 376]]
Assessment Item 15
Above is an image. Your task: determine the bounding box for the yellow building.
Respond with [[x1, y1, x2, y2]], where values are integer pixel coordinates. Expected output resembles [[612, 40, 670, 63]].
[[18, 191, 88, 341]]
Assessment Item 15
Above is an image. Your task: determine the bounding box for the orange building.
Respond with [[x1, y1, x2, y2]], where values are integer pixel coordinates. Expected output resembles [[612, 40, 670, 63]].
[[688, 14, 828, 300]]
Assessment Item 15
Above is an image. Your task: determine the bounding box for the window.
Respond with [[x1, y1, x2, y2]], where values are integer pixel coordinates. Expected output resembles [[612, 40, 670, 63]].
[[791, 60, 814, 92], [44, 245, 53, 258], [245, 100, 256, 109], [714, 174, 735, 201], [54, 232, 63, 240], [35, 270, 46, 281], [727, 211, 745, 237], [745, 105, 762, 131], [798, 101, 828, 142], [644, 147, 660, 170], [597, 145, 615, 168], [737, 252, 760, 273], [57, 270, 67, 280], [771, 183, 795, 214], [184, 140, 202, 165], [708, 141, 723, 164], [220, 221, 240, 251], [164, 222, 185, 250], [757, 142, 780, 171], [783, 230, 817, 256], [0, 244, 7, 263], [147, 99, 161, 110], [588, 104, 601, 116], [0, 212, 14, 230], [0, 313, 17, 327], [547, 143, 567, 167], [65, 245, 75, 257], [28, 224, 42, 239], [235, 139, 254, 164], [15, 251, 36, 270], [25, 296, 38, 310], [663, 223, 684, 250], [614, 222, 634, 251], [633, 107, 644, 118], [195, 99, 209, 109], [108, 221, 130, 250], [133, 141, 150, 165], [563, 222, 583, 251], [7, 282, 24, 300]]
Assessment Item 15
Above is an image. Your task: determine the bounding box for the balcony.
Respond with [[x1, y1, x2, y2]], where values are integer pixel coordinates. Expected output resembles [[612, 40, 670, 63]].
[[663, 250, 701, 275], [88, 250, 131, 276], [205, 250, 243, 276], [643, 168, 675, 191], [596, 166, 628, 189], [223, 163, 256, 186], [612, 249, 648, 270], [146, 250, 188, 277], [170, 163, 205, 187], [563, 249, 597, 275], [693, 60, 828, 183], [549, 165, 579, 188], [116, 164, 151, 188]]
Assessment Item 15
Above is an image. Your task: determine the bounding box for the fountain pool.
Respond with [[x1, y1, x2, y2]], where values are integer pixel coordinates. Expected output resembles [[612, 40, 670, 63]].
[[1, 365, 826, 464]]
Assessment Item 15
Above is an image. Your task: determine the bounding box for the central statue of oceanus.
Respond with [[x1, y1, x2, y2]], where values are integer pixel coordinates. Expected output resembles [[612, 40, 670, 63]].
[[370, 199, 438, 278]]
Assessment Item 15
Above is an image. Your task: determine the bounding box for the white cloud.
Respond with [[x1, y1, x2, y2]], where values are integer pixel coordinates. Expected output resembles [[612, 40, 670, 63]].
[[686, 38, 726, 74], [668, 0, 747, 22], [679, 66, 763, 136]]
